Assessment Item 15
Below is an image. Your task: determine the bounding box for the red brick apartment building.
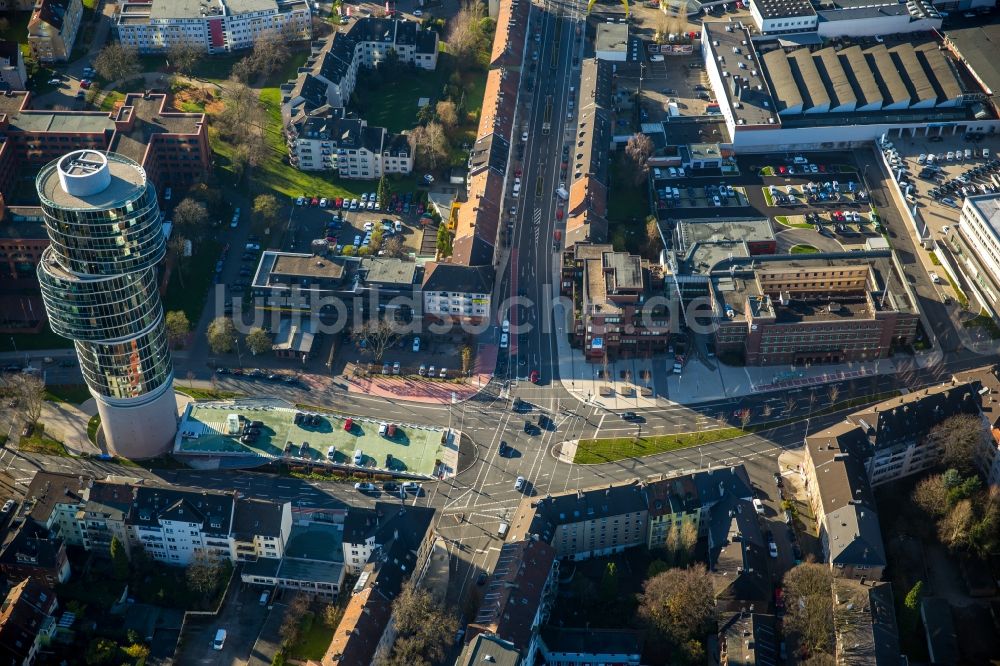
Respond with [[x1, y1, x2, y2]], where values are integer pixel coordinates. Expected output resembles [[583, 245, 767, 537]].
[[0, 90, 210, 333], [561, 243, 670, 361]]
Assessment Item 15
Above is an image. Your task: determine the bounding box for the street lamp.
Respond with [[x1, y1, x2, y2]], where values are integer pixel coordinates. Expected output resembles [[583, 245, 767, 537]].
[[233, 336, 244, 369]]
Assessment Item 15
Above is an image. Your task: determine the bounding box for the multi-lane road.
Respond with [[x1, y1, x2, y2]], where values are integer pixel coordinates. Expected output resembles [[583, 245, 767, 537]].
[[4, 0, 1000, 613]]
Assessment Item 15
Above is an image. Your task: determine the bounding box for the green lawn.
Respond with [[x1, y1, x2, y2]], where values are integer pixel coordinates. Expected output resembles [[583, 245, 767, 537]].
[[762, 188, 775, 206], [790, 244, 819, 254], [288, 617, 336, 661], [87, 414, 101, 445], [19, 423, 70, 457], [174, 387, 243, 400], [574, 428, 745, 465], [607, 159, 649, 254], [963, 312, 1000, 339], [774, 215, 813, 229], [351, 54, 484, 133], [162, 238, 222, 324], [45, 384, 92, 405]]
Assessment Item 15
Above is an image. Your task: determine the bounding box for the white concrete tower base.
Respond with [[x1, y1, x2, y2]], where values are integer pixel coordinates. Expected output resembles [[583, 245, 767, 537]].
[[95, 386, 179, 459]]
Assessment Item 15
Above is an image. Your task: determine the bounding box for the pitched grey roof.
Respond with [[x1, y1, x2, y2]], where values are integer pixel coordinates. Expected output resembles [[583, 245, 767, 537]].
[[826, 503, 886, 570], [127, 486, 234, 537], [232, 498, 284, 539]]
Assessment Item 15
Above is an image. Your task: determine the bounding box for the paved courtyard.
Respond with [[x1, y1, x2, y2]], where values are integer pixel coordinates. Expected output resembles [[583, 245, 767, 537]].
[[174, 399, 452, 477]]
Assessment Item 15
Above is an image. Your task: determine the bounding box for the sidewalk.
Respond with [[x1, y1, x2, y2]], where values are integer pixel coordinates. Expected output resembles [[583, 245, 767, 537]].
[[40, 398, 100, 457]]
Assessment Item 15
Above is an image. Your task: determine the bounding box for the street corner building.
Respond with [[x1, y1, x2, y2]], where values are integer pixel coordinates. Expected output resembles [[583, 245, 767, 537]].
[[35, 150, 178, 459]]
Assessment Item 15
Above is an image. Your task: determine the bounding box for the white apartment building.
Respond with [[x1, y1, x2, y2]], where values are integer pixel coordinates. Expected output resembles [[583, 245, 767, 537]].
[[229, 498, 293, 562], [286, 114, 412, 177], [954, 194, 1000, 319], [281, 18, 437, 173], [115, 0, 311, 54], [128, 487, 236, 565], [420, 263, 494, 327]]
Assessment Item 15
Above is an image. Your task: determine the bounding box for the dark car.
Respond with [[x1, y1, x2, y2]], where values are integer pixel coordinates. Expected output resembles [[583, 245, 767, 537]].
[[216, 367, 229, 375], [21, 423, 33, 438], [524, 420, 532, 434], [622, 411, 638, 420], [477, 572, 488, 586], [498, 440, 509, 456], [382, 482, 400, 493]]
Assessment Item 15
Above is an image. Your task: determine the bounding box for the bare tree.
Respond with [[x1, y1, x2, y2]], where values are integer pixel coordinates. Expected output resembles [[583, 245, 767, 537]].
[[738, 408, 752, 431], [168, 235, 188, 287], [252, 194, 281, 232], [435, 99, 458, 130], [378, 582, 457, 666], [279, 593, 311, 644], [172, 198, 209, 229], [409, 122, 450, 172], [460, 345, 473, 374], [625, 133, 654, 186], [926, 413, 985, 477], [7, 374, 46, 425], [351, 318, 402, 363], [912, 473, 949, 519], [645, 216, 662, 257], [638, 566, 716, 644], [782, 562, 834, 656], [248, 28, 291, 80], [382, 235, 406, 258], [167, 39, 202, 77], [827, 384, 840, 406], [447, 1, 486, 63], [94, 43, 141, 83], [785, 395, 797, 415], [939, 498, 974, 549], [185, 551, 223, 595]]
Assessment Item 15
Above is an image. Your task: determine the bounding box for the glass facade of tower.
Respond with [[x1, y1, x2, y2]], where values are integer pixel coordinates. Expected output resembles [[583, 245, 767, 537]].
[[37, 152, 173, 403]]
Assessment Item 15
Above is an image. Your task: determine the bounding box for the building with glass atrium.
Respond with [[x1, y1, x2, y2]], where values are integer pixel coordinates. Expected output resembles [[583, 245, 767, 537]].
[[36, 150, 177, 458]]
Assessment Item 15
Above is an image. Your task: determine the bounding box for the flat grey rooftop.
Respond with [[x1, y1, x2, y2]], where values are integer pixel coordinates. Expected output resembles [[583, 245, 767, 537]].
[[39, 158, 145, 210]]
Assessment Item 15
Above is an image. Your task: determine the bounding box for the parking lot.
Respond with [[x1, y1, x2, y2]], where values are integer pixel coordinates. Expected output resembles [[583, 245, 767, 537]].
[[174, 584, 271, 666], [285, 192, 433, 258], [177, 401, 449, 477], [879, 133, 1000, 239]]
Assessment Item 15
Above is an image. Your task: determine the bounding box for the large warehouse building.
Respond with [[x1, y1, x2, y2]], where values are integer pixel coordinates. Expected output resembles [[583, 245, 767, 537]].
[[702, 22, 1000, 151]]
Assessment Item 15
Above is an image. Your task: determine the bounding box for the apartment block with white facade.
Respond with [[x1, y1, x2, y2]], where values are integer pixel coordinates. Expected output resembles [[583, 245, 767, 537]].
[[115, 0, 311, 54], [280, 17, 437, 174], [229, 498, 293, 562], [420, 262, 494, 327], [285, 112, 412, 177], [127, 486, 236, 565]]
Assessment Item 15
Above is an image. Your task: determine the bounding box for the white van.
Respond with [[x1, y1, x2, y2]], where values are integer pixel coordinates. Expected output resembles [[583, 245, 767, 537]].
[[498, 522, 509, 537], [353, 449, 363, 465], [793, 155, 808, 164], [327, 446, 336, 460], [378, 422, 388, 437], [259, 591, 270, 606], [213, 629, 227, 650]]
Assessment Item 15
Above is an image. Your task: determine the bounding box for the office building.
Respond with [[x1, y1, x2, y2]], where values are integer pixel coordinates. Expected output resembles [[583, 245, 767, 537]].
[[28, 0, 83, 62], [710, 252, 919, 366], [561, 243, 670, 361], [35, 151, 177, 459], [115, 0, 312, 54], [949, 194, 1000, 320]]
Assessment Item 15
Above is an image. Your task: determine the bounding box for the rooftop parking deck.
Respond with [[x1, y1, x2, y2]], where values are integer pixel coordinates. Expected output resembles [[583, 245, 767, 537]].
[[175, 399, 451, 478]]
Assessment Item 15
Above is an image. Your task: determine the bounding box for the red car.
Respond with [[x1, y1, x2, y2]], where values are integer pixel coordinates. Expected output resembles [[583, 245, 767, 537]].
[[556, 209, 564, 220], [530, 370, 539, 383], [311, 197, 319, 206], [778, 166, 787, 174], [416, 204, 424, 215], [818, 164, 826, 172], [335, 197, 343, 208], [515, 167, 522, 178], [774, 587, 785, 611]]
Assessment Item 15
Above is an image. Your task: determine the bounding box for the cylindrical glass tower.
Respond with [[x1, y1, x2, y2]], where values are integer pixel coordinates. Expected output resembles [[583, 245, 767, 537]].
[[37, 150, 177, 458]]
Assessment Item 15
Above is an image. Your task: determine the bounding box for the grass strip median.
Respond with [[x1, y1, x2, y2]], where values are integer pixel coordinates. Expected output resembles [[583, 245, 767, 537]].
[[574, 427, 745, 465], [574, 390, 902, 464]]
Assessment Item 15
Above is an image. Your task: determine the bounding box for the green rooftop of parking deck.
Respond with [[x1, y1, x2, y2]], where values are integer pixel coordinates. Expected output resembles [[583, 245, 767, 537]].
[[175, 401, 448, 477]]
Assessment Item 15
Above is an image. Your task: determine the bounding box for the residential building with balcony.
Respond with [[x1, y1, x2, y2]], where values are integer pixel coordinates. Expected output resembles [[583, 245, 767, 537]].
[[710, 251, 919, 366], [949, 194, 1000, 321], [561, 243, 670, 361], [230, 498, 292, 562], [0, 41, 27, 91], [126, 486, 235, 565], [285, 112, 411, 177], [0, 578, 58, 666], [27, 0, 82, 62], [508, 480, 649, 561], [115, 0, 311, 54], [421, 262, 493, 326], [466, 540, 558, 664], [280, 18, 437, 173], [537, 628, 643, 666], [645, 466, 753, 550]]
